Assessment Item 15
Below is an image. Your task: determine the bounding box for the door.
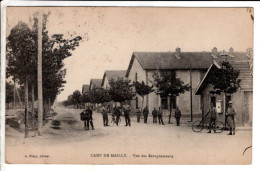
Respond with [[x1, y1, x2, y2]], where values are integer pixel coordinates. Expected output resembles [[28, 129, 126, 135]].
[[244, 91, 253, 124]]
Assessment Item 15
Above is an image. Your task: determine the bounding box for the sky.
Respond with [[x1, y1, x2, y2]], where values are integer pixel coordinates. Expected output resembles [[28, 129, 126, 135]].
[[6, 7, 253, 101]]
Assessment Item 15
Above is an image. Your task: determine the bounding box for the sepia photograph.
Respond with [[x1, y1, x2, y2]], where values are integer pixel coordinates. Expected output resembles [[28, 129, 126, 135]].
[[2, 6, 253, 165]]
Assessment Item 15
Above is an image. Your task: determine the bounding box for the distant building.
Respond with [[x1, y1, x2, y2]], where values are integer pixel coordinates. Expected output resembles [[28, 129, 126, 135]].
[[101, 70, 126, 109], [81, 84, 90, 108], [89, 79, 102, 90], [82, 84, 90, 94], [101, 70, 126, 89]]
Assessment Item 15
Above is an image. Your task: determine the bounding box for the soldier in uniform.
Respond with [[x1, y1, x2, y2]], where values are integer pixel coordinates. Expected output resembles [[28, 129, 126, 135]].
[[208, 103, 217, 133], [114, 106, 121, 126], [152, 107, 158, 123], [123, 105, 131, 126], [136, 107, 141, 123], [86, 106, 94, 130], [158, 107, 165, 125], [80, 109, 88, 129], [143, 106, 149, 123], [101, 106, 109, 127], [174, 106, 181, 126], [226, 101, 236, 135]]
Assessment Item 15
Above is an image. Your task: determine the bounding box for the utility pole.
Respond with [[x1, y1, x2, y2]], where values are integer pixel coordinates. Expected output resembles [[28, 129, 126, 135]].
[[37, 11, 43, 136], [13, 78, 16, 109], [190, 64, 193, 122]]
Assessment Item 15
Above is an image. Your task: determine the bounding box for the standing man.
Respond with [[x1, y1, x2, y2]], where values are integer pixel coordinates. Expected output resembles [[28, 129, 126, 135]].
[[174, 106, 182, 126], [158, 107, 165, 125], [208, 103, 217, 133], [86, 106, 94, 130], [114, 106, 121, 126], [123, 104, 131, 126], [226, 101, 236, 135], [136, 107, 141, 123], [152, 107, 158, 124], [143, 106, 149, 123], [101, 106, 109, 127], [80, 109, 87, 129]]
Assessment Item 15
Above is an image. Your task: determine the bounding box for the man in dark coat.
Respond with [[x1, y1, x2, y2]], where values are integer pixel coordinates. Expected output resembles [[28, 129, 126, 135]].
[[136, 107, 141, 123], [123, 105, 131, 126], [208, 103, 217, 133], [174, 106, 182, 126], [86, 106, 94, 130], [226, 101, 236, 135], [143, 106, 149, 123], [101, 106, 109, 127], [152, 108, 158, 123], [80, 110, 88, 129], [158, 107, 165, 125], [114, 106, 121, 126]]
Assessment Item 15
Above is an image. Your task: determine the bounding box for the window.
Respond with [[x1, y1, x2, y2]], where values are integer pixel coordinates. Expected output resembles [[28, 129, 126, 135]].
[[136, 97, 138, 109], [210, 96, 216, 107], [135, 73, 138, 82], [226, 95, 231, 108], [161, 97, 168, 110]]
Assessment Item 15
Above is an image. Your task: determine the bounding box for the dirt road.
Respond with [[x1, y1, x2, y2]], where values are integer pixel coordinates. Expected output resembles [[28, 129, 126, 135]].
[[5, 105, 252, 164]]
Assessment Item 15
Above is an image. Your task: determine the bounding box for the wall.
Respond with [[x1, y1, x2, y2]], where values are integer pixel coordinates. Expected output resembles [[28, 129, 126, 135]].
[[127, 57, 147, 112], [201, 84, 245, 125], [102, 77, 109, 89], [176, 70, 204, 114]]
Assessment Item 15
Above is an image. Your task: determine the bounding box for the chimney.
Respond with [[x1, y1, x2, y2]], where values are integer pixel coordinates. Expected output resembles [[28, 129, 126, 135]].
[[229, 47, 234, 53], [175, 47, 181, 59], [229, 47, 234, 57], [211, 47, 218, 58]]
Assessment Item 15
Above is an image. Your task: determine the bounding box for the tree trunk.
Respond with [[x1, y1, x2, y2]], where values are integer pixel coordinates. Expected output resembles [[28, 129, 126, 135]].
[[13, 78, 16, 109], [224, 92, 227, 128], [141, 96, 144, 112], [31, 84, 35, 134], [168, 96, 172, 124], [24, 76, 29, 138], [37, 11, 43, 136]]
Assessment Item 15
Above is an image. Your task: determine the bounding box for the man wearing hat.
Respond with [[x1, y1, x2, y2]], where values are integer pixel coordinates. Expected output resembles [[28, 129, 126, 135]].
[[208, 103, 217, 133], [226, 101, 236, 135]]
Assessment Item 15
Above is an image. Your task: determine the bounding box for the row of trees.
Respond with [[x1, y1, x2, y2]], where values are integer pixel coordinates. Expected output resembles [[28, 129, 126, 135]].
[[6, 12, 82, 137], [64, 71, 191, 123]]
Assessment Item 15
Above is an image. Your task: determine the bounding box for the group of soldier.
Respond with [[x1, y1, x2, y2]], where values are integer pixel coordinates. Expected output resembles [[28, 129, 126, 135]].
[[80, 106, 94, 130], [100, 105, 131, 127], [207, 101, 236, 135], [99, 105, 182, 127], [80, 101, 236, 136]]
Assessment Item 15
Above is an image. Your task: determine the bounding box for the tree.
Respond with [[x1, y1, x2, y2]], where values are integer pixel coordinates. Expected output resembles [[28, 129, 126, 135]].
[[72, 90, 82, 109], [6, 81, 14, 108], [133, 81, 154, 111], [30, 13, 82, 114], [89, 88, 112, 105], [108, 79, 136, 106], [6, 12, 82, 137], [80, 93, 90, 106], [153, 70, 190, 123], [207, 61, 241, 126], [6, 21, 36, 138]]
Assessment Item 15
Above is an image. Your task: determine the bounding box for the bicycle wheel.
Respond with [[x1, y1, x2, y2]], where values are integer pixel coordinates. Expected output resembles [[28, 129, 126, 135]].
[[192, 120, 204, 132], [215, 121, 224, 133]]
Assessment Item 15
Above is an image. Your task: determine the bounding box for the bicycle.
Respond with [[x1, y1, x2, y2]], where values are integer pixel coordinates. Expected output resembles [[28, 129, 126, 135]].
[[192, 112, 224, 133]]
